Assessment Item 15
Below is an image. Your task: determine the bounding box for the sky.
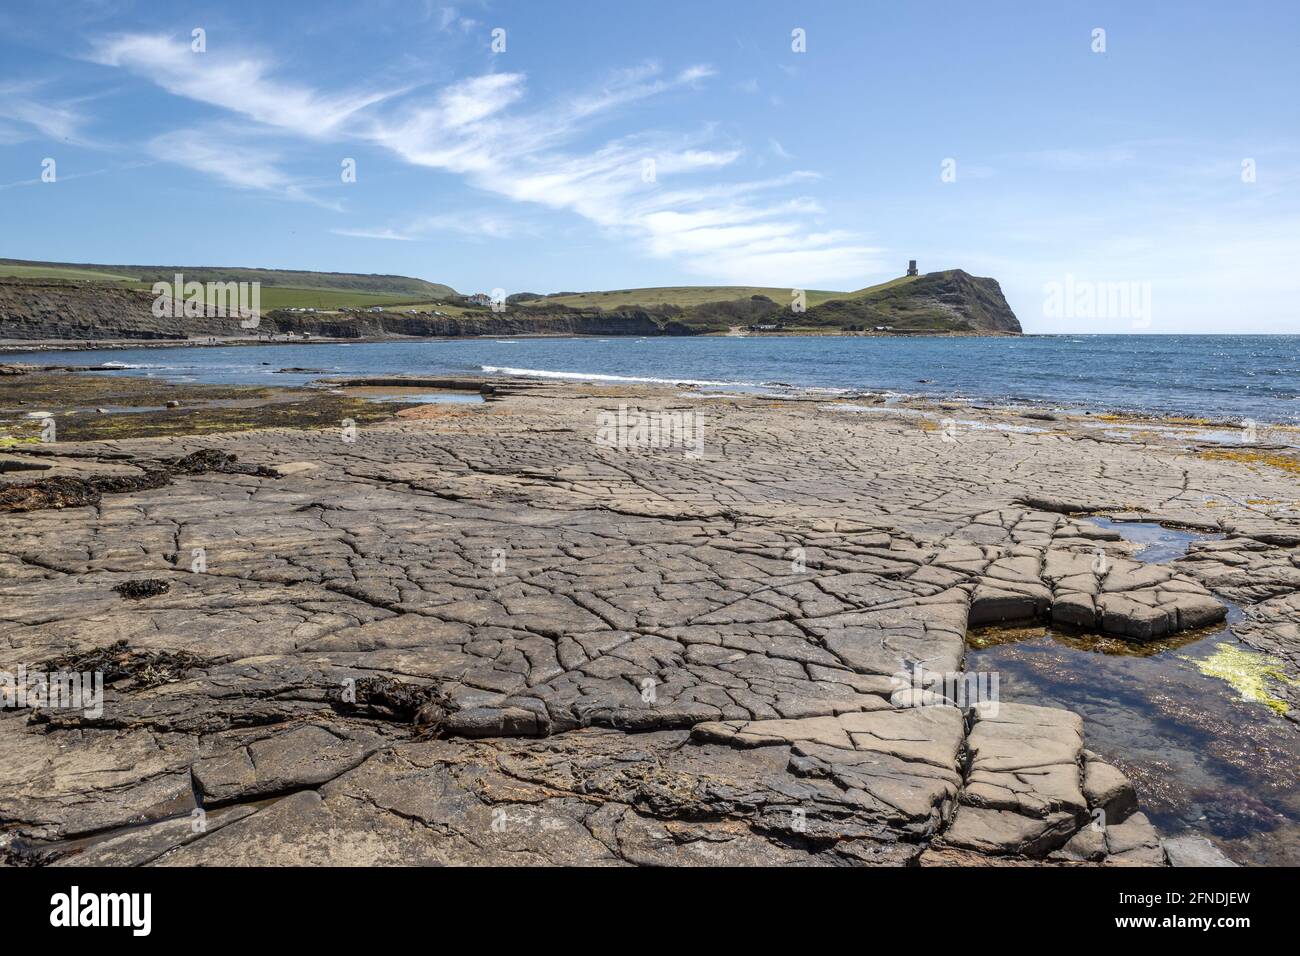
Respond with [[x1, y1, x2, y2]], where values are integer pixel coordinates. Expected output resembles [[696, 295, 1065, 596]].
[[0, 0, 1297, 333]]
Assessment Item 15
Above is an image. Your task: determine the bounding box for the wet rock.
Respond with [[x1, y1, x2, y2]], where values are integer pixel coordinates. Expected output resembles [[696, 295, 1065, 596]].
[[1052, 824, 1108, 862], [941, 806, 1079, 857], [49, 805, 258, 867], [1082, 752, 1137, 823], [1044, 547, 1226, 639], [962, 703, 1086, 817], [1162, 834, 1239, 867], [1101, 812, 1167, 866], [969, 585, 1048, 626]]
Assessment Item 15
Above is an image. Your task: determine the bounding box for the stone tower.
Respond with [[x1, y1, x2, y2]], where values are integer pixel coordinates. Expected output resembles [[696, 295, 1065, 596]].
[[906, 260, 918, 276]]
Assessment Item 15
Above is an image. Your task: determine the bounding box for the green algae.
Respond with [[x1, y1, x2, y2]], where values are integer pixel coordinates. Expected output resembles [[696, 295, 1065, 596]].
[[1, 369, 414, 441], [1184, 643, 1294, 715]]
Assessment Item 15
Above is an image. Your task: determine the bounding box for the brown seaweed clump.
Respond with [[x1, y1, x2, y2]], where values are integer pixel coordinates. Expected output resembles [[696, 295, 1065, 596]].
[[113, 579, 172, 600], [37, 639, 210, 689], [0, 448, 278, 514], [338, 675, 457, 734]]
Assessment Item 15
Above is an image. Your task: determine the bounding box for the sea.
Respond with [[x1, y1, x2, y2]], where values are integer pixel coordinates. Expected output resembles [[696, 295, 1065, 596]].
[[10, 334, 1300, 425]]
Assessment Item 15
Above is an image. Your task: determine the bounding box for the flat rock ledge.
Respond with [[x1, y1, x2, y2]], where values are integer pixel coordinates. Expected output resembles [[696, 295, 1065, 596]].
[[938, 705, 1162, 864], [3, 383, 1296, 865]]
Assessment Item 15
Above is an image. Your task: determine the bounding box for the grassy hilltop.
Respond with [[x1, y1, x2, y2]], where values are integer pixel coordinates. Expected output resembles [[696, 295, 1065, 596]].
[[534, 274, 922, 311], [528, 270, 1019, 334], [0, 258, 455, 312]]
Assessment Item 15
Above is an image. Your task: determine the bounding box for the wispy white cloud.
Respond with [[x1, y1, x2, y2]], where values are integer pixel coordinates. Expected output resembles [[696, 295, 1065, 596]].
[[148, 126, 338, 208], [331, 226, 415, 241], [432, 4, 479, 33], [90, 34, 404, 137], [92, 33, 879, 285], [0, 81, 86, 143], [333, 212, 521, 241], [0, 163, 128, 191]]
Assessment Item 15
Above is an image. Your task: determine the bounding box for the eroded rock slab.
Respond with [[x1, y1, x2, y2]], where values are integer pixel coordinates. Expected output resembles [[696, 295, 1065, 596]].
[[3, 380, 1295, 865]]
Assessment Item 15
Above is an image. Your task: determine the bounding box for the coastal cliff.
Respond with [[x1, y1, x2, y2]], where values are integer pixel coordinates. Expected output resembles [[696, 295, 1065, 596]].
[[0, 279, 226, 341], [0, 268, 1021, 342], [0, 278, 682, 341], [264, 306, 681, 339], [803, 270, 1022, 334]]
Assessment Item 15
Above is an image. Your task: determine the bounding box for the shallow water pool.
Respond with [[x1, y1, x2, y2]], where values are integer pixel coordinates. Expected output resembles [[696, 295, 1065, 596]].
[[965, 521, 1300, 865]]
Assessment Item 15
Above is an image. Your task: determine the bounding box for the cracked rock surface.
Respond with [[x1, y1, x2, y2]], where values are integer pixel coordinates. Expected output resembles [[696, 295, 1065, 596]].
[[2, 380, 1297, 865]]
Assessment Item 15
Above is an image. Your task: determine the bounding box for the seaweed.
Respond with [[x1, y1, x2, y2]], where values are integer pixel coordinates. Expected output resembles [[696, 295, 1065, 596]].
[[113, 579, 171, 600], [337, 675, 457, 733], [0, 448, 278, 513], [36, 639, 211, 689]]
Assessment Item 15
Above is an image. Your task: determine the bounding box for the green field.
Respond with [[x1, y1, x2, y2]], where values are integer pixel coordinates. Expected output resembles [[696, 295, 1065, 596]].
[[845, 274, 921, 297], [1, 257, 928, 314], [393, 300, 478, 317], [538, 286, 845, 309], [236, 287, 430, 311], [531, 275, 923, 310], [0, 258, 457, 300], [0, 262, 139, 282]]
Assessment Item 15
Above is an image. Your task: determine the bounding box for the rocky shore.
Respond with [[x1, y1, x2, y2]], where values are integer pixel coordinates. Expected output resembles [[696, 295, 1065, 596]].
[[1, 368, 1296, 866]]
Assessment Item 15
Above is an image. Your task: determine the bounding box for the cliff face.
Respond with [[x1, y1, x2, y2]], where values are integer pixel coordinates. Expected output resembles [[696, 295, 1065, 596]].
[[0, 279, 678, 341], [0, 279, 235, 341], [264, 308, 672, 338], [912, 270, 1022, 334], [803, 270, 1022, 334]]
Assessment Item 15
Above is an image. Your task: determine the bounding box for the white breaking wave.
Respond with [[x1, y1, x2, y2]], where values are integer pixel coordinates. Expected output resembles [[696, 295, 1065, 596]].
[[480, 365, 758, 388], [98, 361, 177, 370]]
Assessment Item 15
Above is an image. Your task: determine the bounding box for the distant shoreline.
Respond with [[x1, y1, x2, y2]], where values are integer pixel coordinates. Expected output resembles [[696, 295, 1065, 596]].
[[0, 328, 1020, 354]]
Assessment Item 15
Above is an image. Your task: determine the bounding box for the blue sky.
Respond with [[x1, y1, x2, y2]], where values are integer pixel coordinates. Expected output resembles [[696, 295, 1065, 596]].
[[1, 0, 1297, 332]]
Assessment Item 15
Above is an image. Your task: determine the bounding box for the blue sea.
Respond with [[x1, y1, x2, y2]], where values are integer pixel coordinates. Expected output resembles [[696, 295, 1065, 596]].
[[12, 334, 1300, 425]]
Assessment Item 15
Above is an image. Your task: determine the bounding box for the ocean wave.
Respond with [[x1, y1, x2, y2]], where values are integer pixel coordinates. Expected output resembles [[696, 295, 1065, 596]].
[[99, 361, 178, 371], [480, 365, 759, 388]]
